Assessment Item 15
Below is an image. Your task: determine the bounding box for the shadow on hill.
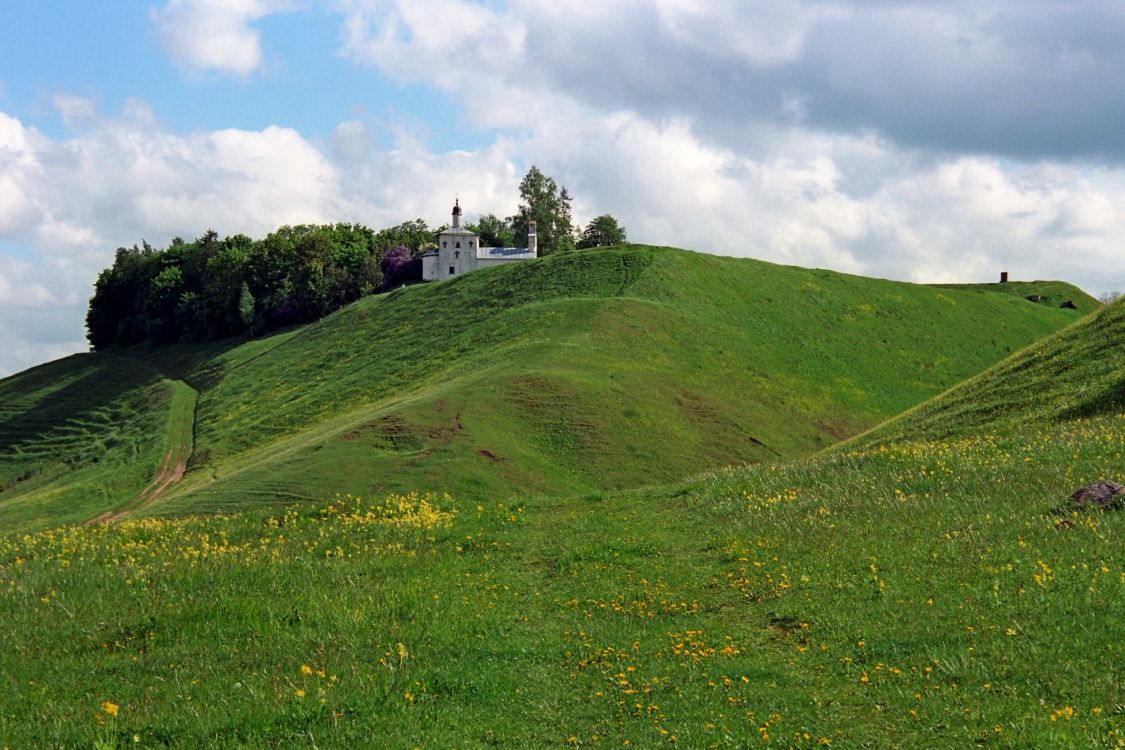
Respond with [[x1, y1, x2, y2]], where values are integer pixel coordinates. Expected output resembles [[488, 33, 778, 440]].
[[0, 356, 162, 452], [1059, 379, 1125, 420], [0, 356, 169, 496]]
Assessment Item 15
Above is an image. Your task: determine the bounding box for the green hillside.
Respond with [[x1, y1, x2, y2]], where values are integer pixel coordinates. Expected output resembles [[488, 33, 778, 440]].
[[845, 295, 1125, 448], [0, 355, 196, 529], [0, 297, 1120, 747], [932, 279, 1099, 315], [0, 246, 1090, 530]]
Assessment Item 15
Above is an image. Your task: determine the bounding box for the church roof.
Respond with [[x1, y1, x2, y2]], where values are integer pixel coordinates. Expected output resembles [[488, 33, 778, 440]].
[[440, 226, 476, 236], [478, 246, 536, 260]]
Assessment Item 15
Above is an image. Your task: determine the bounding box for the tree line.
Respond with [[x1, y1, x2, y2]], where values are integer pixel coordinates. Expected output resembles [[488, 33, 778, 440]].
[[85, 166, 627, 350]]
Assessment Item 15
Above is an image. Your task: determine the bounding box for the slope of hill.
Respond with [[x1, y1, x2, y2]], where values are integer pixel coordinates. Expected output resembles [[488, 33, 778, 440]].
[[1, 307, 1120, 747], [844, 295, 1124, 449], [932, 279, 1100, 315], [0, 246, 1091, 529], [0, 355, 196, 529]]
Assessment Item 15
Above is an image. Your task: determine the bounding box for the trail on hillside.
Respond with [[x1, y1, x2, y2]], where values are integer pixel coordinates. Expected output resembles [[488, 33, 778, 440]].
[[90, 378, 198, 524]]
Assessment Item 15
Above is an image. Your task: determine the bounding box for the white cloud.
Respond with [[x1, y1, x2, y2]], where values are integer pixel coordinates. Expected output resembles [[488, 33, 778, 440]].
[[329, 119, 524, 228], [0, 112, 43, 236], [151, 0, 298, 76], [0, 257, 57, 308], [52, 94, 99, 129], [0, 103, 356, 376], [0, 333, 86, 380], [4, 71, 1125, 378], [507, 108, 1125, 297], [328, 0, 1125, 298], [340, 0, 532, 127], [858, 158, 1125, 287], [0, 99, 536, 376], [0, 257, 81, 378]]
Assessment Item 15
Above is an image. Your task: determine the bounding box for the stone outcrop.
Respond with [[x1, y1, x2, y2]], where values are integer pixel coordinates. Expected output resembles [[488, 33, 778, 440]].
[[1069, 479, 1124, 509]]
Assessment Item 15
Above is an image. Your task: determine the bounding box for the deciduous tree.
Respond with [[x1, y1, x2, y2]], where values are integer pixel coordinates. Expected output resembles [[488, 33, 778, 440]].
[[380, 245, 422, 290], [578, 215, 628, 249], [468, 214, 515, 248], [238, 282, 256, 335], [509, 166, 574, 256]]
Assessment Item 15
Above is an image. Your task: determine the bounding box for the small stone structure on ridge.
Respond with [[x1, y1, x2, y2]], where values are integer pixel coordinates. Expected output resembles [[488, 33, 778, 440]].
[[421, 200, 537, 281]]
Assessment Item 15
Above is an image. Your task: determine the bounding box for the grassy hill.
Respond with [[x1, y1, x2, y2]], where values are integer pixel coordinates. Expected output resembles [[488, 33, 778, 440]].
[[0, 245, 1093, 530], [844, 294, 1124, 448], [0, 301, 1120, 747], [0, 354, 196, 529], [932, 279, 1099, 315]]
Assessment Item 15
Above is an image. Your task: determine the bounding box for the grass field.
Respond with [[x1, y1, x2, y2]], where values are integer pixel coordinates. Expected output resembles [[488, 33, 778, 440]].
[[0, 246, 1096, 530], [3, 422, 1122, 748], [0, 299, 1121, 747]]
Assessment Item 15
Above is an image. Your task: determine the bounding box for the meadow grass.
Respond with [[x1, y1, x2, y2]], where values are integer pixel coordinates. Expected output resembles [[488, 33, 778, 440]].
[[0, 274, 1119, 747], [930, 280, 1101, 316], [1, 413, 1120, 747]]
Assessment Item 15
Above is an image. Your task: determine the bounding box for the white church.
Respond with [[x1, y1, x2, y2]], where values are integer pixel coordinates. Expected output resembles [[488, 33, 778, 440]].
[[421, 200, 537, 281]]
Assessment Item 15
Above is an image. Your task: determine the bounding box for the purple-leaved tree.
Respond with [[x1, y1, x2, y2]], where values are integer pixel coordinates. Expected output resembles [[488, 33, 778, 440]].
[[380, 245, 422, 291]]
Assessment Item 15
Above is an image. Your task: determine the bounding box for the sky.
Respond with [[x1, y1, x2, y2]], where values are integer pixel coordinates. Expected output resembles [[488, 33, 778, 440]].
[[1, 1, 1124, 377]]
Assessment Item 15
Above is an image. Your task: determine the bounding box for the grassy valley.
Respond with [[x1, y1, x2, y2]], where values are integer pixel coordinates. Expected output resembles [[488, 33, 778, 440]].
[[0, 246, 1094, 529]]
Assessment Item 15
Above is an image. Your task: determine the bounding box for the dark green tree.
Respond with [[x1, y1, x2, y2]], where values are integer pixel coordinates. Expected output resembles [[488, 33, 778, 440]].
[[467, 213, 515, 248], [86, 245, 155, 349], [373, 219, 438, 256], [145, 265, 185, 343], [292, 231, 334, 321], [322, 223, 380, 306], [176, 291, 208, 342], [509, 166, 574, 256], [249, 227, 303, 327], [201, 234, 253, 340], [577, 215, 628, 249], [84, 218, 437, 350]]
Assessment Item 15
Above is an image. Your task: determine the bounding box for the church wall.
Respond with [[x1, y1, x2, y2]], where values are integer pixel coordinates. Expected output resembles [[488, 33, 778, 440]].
[[438, 231, 478, 279], [422, 253, 439, 281]]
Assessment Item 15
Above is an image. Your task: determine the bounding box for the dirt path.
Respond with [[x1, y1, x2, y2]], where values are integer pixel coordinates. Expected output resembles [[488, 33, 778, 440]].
[[89, 378, 197, 524], [90, 445, 190, 524]]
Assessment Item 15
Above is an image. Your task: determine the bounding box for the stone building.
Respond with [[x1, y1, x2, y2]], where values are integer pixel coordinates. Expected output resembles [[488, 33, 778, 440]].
[[421, 200, 537, 281]]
